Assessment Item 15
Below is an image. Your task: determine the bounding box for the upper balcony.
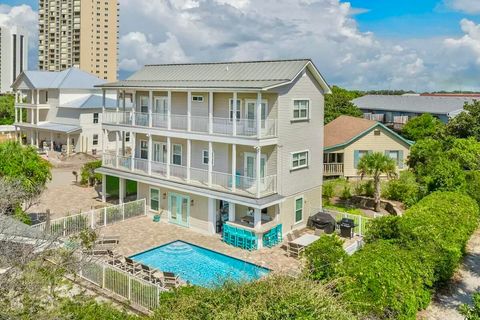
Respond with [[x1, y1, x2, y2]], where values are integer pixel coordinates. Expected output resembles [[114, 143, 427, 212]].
[[102, 111, 277, 140]]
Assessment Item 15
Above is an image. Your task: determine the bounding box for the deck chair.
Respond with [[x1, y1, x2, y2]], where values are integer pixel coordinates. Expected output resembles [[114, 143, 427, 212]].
[[106, 250, 123, 267], [124, 257, 141, 274], [163, 272, 180, 289], [136, 264, 156, 281], [286, 233, 294, 242], [314, 228, 324, 236], [97, 235, 120, 245], [287, 242, 304, 258], [292, 229, 301, 239], [91, 244, 115, 256]]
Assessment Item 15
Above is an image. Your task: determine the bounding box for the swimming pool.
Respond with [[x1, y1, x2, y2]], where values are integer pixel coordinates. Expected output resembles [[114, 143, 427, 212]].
[[130, 240, 270, 287]]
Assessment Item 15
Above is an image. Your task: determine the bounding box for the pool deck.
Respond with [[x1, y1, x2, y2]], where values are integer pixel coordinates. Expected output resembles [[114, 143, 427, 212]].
[[98, 216, 360, 274]]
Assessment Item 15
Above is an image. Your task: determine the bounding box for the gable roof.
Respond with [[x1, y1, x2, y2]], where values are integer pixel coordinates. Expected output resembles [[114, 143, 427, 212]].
[[12, 68, 107, 90], [59, 94, 119, 109], [324, 115, 413, 151], [97, 59, 331, 93], [352, 95, 475, 116]]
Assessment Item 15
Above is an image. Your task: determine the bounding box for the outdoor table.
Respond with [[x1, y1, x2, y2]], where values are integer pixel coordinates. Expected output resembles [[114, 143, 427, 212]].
[[291, 234, 320, 247]]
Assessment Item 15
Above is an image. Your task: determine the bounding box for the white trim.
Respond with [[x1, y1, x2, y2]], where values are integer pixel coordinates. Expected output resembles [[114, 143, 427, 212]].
[[140, 96, 149, 113], [202, 149, 214, 166], [291, 150, 309, 170], [294, 195, 304, 224], [228, 98, 242, 122], [244, 152, 267, 178], [140, 139, 148, 159], [192, 95, 204, 103], [149, 187, 161, 212], [244, 99, 268, 123], [292, 98, 311, 121]]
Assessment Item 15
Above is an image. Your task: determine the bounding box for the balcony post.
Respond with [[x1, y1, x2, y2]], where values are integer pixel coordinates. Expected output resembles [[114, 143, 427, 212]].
[[30, 109, 34, 124], [148, 134, 152, 175], [232, 92, 237, 136], [167, 90, 172, 130], [132, 91, 136, 125], [131, 132, 136, 172], [119, 178, 125, 204], [207, 197, 216, 235], [66, 133, 70, 156], [122, 90, 126, 153], [187, 91, 192, 132], [50, 132, 53, 151], [148, 90, 153, 127], [166, 137, 171, 178], [102, 129, 107, 154], [116, 90, 119, 112], [101, 174, 106, 203], [30, 89, 34, 104], [115, 131, 119, 168], [208, 141, 213, 187], [254, 208, 261, 230], [186, 139, 191, 182], [36, 107, 39, 125], [228, 202, 235, 221], [256, 146, 261, 198], [256, 92, 262, 139], [208, 92, 213, 134], [36, 90, 40, 104], [231, 144, 236, 192], [14, 106, 18, 123]]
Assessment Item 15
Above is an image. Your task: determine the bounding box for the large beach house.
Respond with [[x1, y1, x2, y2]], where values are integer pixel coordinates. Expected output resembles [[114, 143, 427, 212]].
[[96, 59, 330, 249]]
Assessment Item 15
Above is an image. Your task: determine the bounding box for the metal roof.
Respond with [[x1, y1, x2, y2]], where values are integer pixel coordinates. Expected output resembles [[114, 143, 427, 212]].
[[352, 95, 475, 115], [98, 59, 331, 92], [59, 94, 119, 109], [36, 122, 81, 134], [12, 68, 107, 90]]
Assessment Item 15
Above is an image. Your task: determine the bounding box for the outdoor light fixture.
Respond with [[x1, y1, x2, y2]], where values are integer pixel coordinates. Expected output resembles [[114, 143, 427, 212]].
[[191, 199, 194, 206]]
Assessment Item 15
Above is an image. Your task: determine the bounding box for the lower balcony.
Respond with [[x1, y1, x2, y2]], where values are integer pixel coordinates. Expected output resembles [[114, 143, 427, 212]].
[[323, 163, 344, 176], [103, 153, 277, 198]]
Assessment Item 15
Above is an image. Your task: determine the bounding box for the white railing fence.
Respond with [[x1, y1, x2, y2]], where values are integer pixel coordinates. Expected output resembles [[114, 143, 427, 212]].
[[315, 208, 374, 237], [31, 199, 147, 236], [79, 259, 165, 312]]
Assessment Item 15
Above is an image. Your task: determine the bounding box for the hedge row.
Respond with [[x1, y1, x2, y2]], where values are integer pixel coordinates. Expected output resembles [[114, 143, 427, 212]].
[[338, 192, 479, 319]]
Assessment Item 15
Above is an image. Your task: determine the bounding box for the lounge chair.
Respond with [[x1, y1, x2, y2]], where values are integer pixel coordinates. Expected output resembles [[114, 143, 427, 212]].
[[292, 230, 301, 238], [106, 250, 123, 267], [90, 244, 115, 256], [286, 233, 294, 242], [163, 272, 180, 288], [136, 264, 156, 281], [124, 257, 141, 274], [96, 235, 120, 245], [287, 242, 304, 258]]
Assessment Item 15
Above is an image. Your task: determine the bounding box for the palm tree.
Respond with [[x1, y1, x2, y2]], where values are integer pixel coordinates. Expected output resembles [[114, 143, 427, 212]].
[[357, 152, 397, 212]]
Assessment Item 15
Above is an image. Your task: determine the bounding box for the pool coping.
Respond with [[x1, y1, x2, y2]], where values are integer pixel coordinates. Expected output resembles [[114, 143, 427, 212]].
[[129, 239, 272, 273]]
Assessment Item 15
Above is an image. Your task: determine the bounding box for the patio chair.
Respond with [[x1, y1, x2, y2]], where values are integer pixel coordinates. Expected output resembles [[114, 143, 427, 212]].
[[124, 257, 141, 274], [287, 242, 304, 258], [91, 244, 115, 256], [151, 272, 164, 286], [292, 229, 301, 239], [106, 250, 123, 267], [314, 228, 324, 236], [136, 264, 156, 281], [97, 235, 120, 245], [286, 233, 294, 242], [163, 272, 180, 289]]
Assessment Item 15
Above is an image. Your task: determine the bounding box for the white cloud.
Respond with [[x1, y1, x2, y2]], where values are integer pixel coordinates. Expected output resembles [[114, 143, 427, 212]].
[[444, 0, 480, 14]]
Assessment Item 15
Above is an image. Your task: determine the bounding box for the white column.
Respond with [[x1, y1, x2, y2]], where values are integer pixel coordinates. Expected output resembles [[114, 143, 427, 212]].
[[36, 107, 39, 124], [119, 178, 125, 204], [36, 90, 40, 104], [148, 134, 153, 175], [186, 139, 191, 182], [14, 107, 18, 123], [256, 146, 261, 198], [132, 91, 136, 125], [166, 137, 171, 178], [30, 109, 34, 124], [30, 89, 34, 104], [228, 202, 236, 221], [148, 91, 153, 127], [50, 132, 53, 150], [102, 175, 107, 202], [208, 141, 213, 187], [207, 197, 216, 235], [116, 90, 120, 112], [167, 91, 172, 130], [102, 129, 107, 154], [115, 131, 120, 167], [254, 208, 261, 230], [256, 92, 262, 139], [231, 144, 236, 192], [187, 91, 192, 131], [208, 92, 213, 134], [131, 132, 136, 172], [30, 130, 33, 145], [232, 92, 237, 136], [66, 134, 70, 156]]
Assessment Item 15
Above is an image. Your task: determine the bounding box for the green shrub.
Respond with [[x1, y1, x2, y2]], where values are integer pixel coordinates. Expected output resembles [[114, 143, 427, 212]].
[[304, 235, 347, 281], [323, 183, 334, 205], [363, 215, 401, 243], [382, 171, 421, 207], [80, 160, 102, 186], [340, 185, 352, 200], [460, 292, 480, 320], [55, 296, 137, 319], [352, 180, 374, 197], [155, 275, 356, 320], [466, 171, 480, 206]]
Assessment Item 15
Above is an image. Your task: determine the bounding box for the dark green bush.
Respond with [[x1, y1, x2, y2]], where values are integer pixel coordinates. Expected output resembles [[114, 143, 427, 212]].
[[304, 235, 347, 281], [322, 183, 334, 205], [382, 171, 421, 207], [363, 215, 401, 243], [155, 275, 356, 320], [340, 185, 352, 200], [466, 171, 480, 206], [460, 292, 480, 320], [80, 160, 102, 186]]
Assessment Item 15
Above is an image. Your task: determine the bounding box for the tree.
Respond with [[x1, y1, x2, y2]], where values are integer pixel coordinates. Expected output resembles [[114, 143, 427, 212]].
[[401, 113, 444, 141], [357, 152, 397, 212], [0, 95, 15, 125], [324, 86, 363, 124], [446, 100, 480, 140]]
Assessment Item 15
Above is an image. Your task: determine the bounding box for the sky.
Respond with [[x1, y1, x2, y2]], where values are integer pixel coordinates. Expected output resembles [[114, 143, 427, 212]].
[[1, 0, 480, 91]]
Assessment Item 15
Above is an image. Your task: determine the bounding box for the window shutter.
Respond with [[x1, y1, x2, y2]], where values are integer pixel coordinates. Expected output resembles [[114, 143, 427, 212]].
[[354, 150, 360, 169], [398, 150, 404, 169]]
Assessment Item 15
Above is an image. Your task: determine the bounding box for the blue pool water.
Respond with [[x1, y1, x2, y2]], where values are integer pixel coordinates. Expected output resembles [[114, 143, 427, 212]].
[[130, 241, 270, 287]]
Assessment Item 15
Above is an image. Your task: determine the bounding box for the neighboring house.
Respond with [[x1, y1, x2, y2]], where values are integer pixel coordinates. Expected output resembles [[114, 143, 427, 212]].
[[352, 94, 476, 129], [323, 115, 413, 179], [12, 68, 124, 155], [0, 125, 16, 142], [96, 59, 331, 249]]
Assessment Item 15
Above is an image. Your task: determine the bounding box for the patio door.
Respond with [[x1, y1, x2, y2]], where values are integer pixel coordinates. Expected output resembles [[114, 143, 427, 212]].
[[154, 97, 168, 120], [244, 153, 267, 190], [153, 142, 167, 163], [168, 193, 189, 227], [245, 100, 268, 130]]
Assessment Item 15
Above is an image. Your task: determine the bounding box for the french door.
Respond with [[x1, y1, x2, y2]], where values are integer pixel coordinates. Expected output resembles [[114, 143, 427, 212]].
[[244, 153, 267, 190], [153, 142, 167, 163], [168, 193, 190, 227], [154, 97, 168, 119], [245, 100, 268, 130]]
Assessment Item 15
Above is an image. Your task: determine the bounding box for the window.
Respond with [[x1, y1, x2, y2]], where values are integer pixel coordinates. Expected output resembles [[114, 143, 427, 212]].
[[172, 144, 182, 165], [229, 99, 241, 122], [202, 150, 214, 166], [150, 188, 160, 212], [192, 95, 204, 102], [292, 151, 309, 170], [93, 112, 99, 124], [295, 196, 304, 223], [324, 153, 344, 164], [125, 132, 130, 142], [374, 129, 381, 136], [140, 96, 149, 113], [386, 150, 403, 168], [293, 99, 309, 120], [92, 134, 98, 145], [354, 150, 370, 168], [140, 140, 148, 159]]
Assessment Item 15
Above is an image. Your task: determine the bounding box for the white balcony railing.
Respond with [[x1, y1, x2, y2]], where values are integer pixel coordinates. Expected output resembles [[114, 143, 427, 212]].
[[103, 111, 277, 139], [323, 163, 344, 176], [103, 154, 277, 197], [15, 103, 51, 109]]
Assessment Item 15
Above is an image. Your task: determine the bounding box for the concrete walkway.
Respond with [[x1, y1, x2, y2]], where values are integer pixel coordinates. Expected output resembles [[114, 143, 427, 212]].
[[421, 228, 480, 319]]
